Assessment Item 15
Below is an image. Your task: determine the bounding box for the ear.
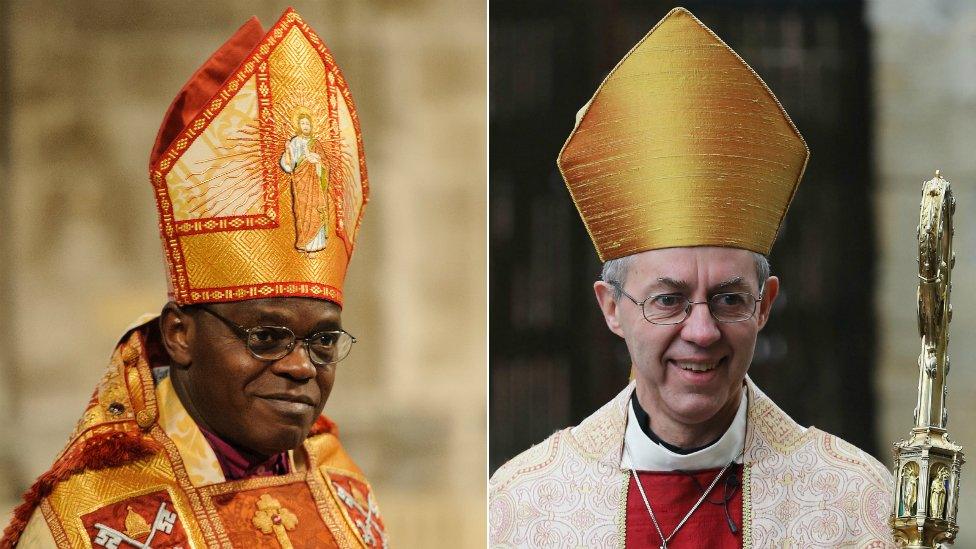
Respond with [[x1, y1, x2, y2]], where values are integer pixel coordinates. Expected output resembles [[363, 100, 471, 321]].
[[160, 302, 194, 368], [594, 281, 626, 338], [755, 275, 779, 331]]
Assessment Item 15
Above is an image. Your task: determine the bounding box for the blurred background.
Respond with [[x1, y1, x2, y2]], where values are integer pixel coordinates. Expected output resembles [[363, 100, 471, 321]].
[[0, 1, 485, 547], [490, 0, 976, 544]]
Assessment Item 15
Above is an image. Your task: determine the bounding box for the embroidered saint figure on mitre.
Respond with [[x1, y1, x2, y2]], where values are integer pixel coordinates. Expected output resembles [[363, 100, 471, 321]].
[[280, 108, 330, 251]]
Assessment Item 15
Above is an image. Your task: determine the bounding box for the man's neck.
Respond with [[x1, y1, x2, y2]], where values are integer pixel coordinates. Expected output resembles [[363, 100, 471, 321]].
[[634, 383, 743, 450], [169, 369, 290, 478], [630, 393, 722, 454], [169, 369, 214, 434], [198, 425, 290, 480], [169, 368, 270, 463]]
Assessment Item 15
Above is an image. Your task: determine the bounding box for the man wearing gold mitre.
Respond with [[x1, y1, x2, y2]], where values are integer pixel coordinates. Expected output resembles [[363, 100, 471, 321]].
[[489, 8, 894, 548], [3, 9, 386, 548]]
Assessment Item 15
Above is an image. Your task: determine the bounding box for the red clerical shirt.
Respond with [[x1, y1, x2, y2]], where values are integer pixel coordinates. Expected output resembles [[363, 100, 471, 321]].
[[626, 465, 743, 548], [199, 427, 291, 480]]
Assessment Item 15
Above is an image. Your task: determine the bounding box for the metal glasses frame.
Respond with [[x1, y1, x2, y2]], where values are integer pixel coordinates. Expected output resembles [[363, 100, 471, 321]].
[[608, 281, 764, 325], [191, 305, 357, 365]]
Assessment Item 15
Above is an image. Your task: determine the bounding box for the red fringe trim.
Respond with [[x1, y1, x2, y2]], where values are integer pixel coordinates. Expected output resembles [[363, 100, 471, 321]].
[[0, 431, 161, 548], [308, 415, 337, 437], [2, 417, 334, 546]]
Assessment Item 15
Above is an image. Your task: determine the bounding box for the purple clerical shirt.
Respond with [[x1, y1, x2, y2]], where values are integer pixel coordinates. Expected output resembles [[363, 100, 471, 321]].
[[199, 427, 291, 480]]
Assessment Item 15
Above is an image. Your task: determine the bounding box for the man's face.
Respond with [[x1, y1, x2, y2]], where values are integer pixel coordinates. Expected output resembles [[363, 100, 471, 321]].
[[299, 117, 311, 135], [174, 297, 340, 457], [594, 247, 778, 432]]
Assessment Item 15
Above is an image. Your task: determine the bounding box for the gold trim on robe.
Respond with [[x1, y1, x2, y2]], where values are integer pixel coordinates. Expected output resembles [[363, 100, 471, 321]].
[[14, 319, 387, 549], [489, 378, 894, 548]]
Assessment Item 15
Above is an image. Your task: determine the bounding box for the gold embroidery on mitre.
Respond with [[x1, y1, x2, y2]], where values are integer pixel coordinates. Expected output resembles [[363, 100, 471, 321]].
[[558, 7, 809, 260], [252, 494, 299, 549], [152, 9, 368, 306], [123, 506, 151, 539]]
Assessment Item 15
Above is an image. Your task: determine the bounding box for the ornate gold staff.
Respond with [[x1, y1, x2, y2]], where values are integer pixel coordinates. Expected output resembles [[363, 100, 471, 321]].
[[891, 170, 965, 547]]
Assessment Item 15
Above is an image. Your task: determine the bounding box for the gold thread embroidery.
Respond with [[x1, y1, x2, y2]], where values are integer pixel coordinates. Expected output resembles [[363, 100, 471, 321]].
[[123, 506, 151, 538], [193, 471, 360, 549], [40, 498, 70, 547], [197, 471, 308, 495], [149, 424, 222, 547], [742, 463, 752, 549], [252, 494, 299, 549], [617, 467, 629, 548], [304, 439, 360, 549], [149, 9, 368, 306]]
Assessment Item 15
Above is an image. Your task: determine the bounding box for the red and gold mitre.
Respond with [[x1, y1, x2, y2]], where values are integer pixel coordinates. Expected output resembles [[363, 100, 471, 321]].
[[150, 8, 367, 306], [558, 7, 809, 261]]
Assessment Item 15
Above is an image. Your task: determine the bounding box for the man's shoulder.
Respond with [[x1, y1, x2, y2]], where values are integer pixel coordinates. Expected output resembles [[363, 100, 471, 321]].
[[489, 428, 569, 494], [490, 383, 633, 494], [749, 426, 895, 546], [746, 383, 895, 546], [304, 417, 370, 480], [9, 507, 57, 548], [489, 425, 628, 548], [748, 380, 892, 485], [807, 427, 894, 486]]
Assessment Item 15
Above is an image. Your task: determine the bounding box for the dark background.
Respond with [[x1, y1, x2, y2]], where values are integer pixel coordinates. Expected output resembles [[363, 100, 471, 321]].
[[490, 0, 876, 471]]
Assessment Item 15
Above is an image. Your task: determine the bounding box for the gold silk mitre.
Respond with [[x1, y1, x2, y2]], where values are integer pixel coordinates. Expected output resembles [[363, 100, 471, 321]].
[[558, 7, 809, 261], [150, 8, 367, 306]]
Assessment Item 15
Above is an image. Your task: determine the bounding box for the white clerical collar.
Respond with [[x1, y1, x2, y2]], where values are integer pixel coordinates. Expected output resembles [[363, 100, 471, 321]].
[[621, 385, 747, 471]]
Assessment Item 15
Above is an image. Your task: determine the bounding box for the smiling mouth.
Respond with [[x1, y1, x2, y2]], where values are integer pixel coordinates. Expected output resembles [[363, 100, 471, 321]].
[[259, 393, 315, 407], [671, 358, 724, 372]]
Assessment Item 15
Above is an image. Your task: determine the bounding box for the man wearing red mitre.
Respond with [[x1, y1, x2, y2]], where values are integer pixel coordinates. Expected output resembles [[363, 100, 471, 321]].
[[4, 8, 384, 548]]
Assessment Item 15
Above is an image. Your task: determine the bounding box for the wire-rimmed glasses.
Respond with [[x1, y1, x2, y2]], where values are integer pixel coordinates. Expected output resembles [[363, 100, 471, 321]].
[[192, 305, 356, 365], [609, 282, 763, 325]]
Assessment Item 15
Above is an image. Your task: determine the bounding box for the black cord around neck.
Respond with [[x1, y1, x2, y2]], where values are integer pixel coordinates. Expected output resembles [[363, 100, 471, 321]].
[[630, 392, 723, 454]]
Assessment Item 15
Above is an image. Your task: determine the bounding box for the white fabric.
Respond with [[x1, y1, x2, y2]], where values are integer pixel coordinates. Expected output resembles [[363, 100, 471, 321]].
[[304, 226, 328, 250], [621, 385, 746, 471], [489, 378, 896, 548], [17, 509, 58, 549]]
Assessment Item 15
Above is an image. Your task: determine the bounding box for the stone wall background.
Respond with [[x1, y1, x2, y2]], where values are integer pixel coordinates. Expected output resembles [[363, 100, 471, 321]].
[[869, 0, 976, 543], [0, 1, 486, 547]]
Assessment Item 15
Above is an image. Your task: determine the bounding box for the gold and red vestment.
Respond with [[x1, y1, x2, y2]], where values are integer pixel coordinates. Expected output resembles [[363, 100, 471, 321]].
[[6, 7, 381, 548], [7, 320, 386, 549]]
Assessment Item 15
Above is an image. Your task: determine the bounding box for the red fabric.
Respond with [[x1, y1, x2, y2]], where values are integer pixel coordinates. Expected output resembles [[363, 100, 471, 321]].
[[80, 490, 188, 547], [150, 17, 265, 165], [308, 415, 338, 437], [0, 431, 161, 548], [199, 427, 290, 480], [626, 465, 743, 549], [330, 473, 386, 546], [211, 481, 339, 548]]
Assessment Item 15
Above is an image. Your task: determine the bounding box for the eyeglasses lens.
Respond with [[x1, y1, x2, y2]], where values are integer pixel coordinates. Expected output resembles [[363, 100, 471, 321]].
[[644, 295, 686, 323], [246, 326, 295, 358], [307, 332, 354, 364], [708, 293, 757, 322], [308, 332, 345, 364]]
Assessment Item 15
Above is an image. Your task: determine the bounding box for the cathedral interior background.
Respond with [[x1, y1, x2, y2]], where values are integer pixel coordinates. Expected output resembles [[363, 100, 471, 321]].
[[0, 1, 486, 547]]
